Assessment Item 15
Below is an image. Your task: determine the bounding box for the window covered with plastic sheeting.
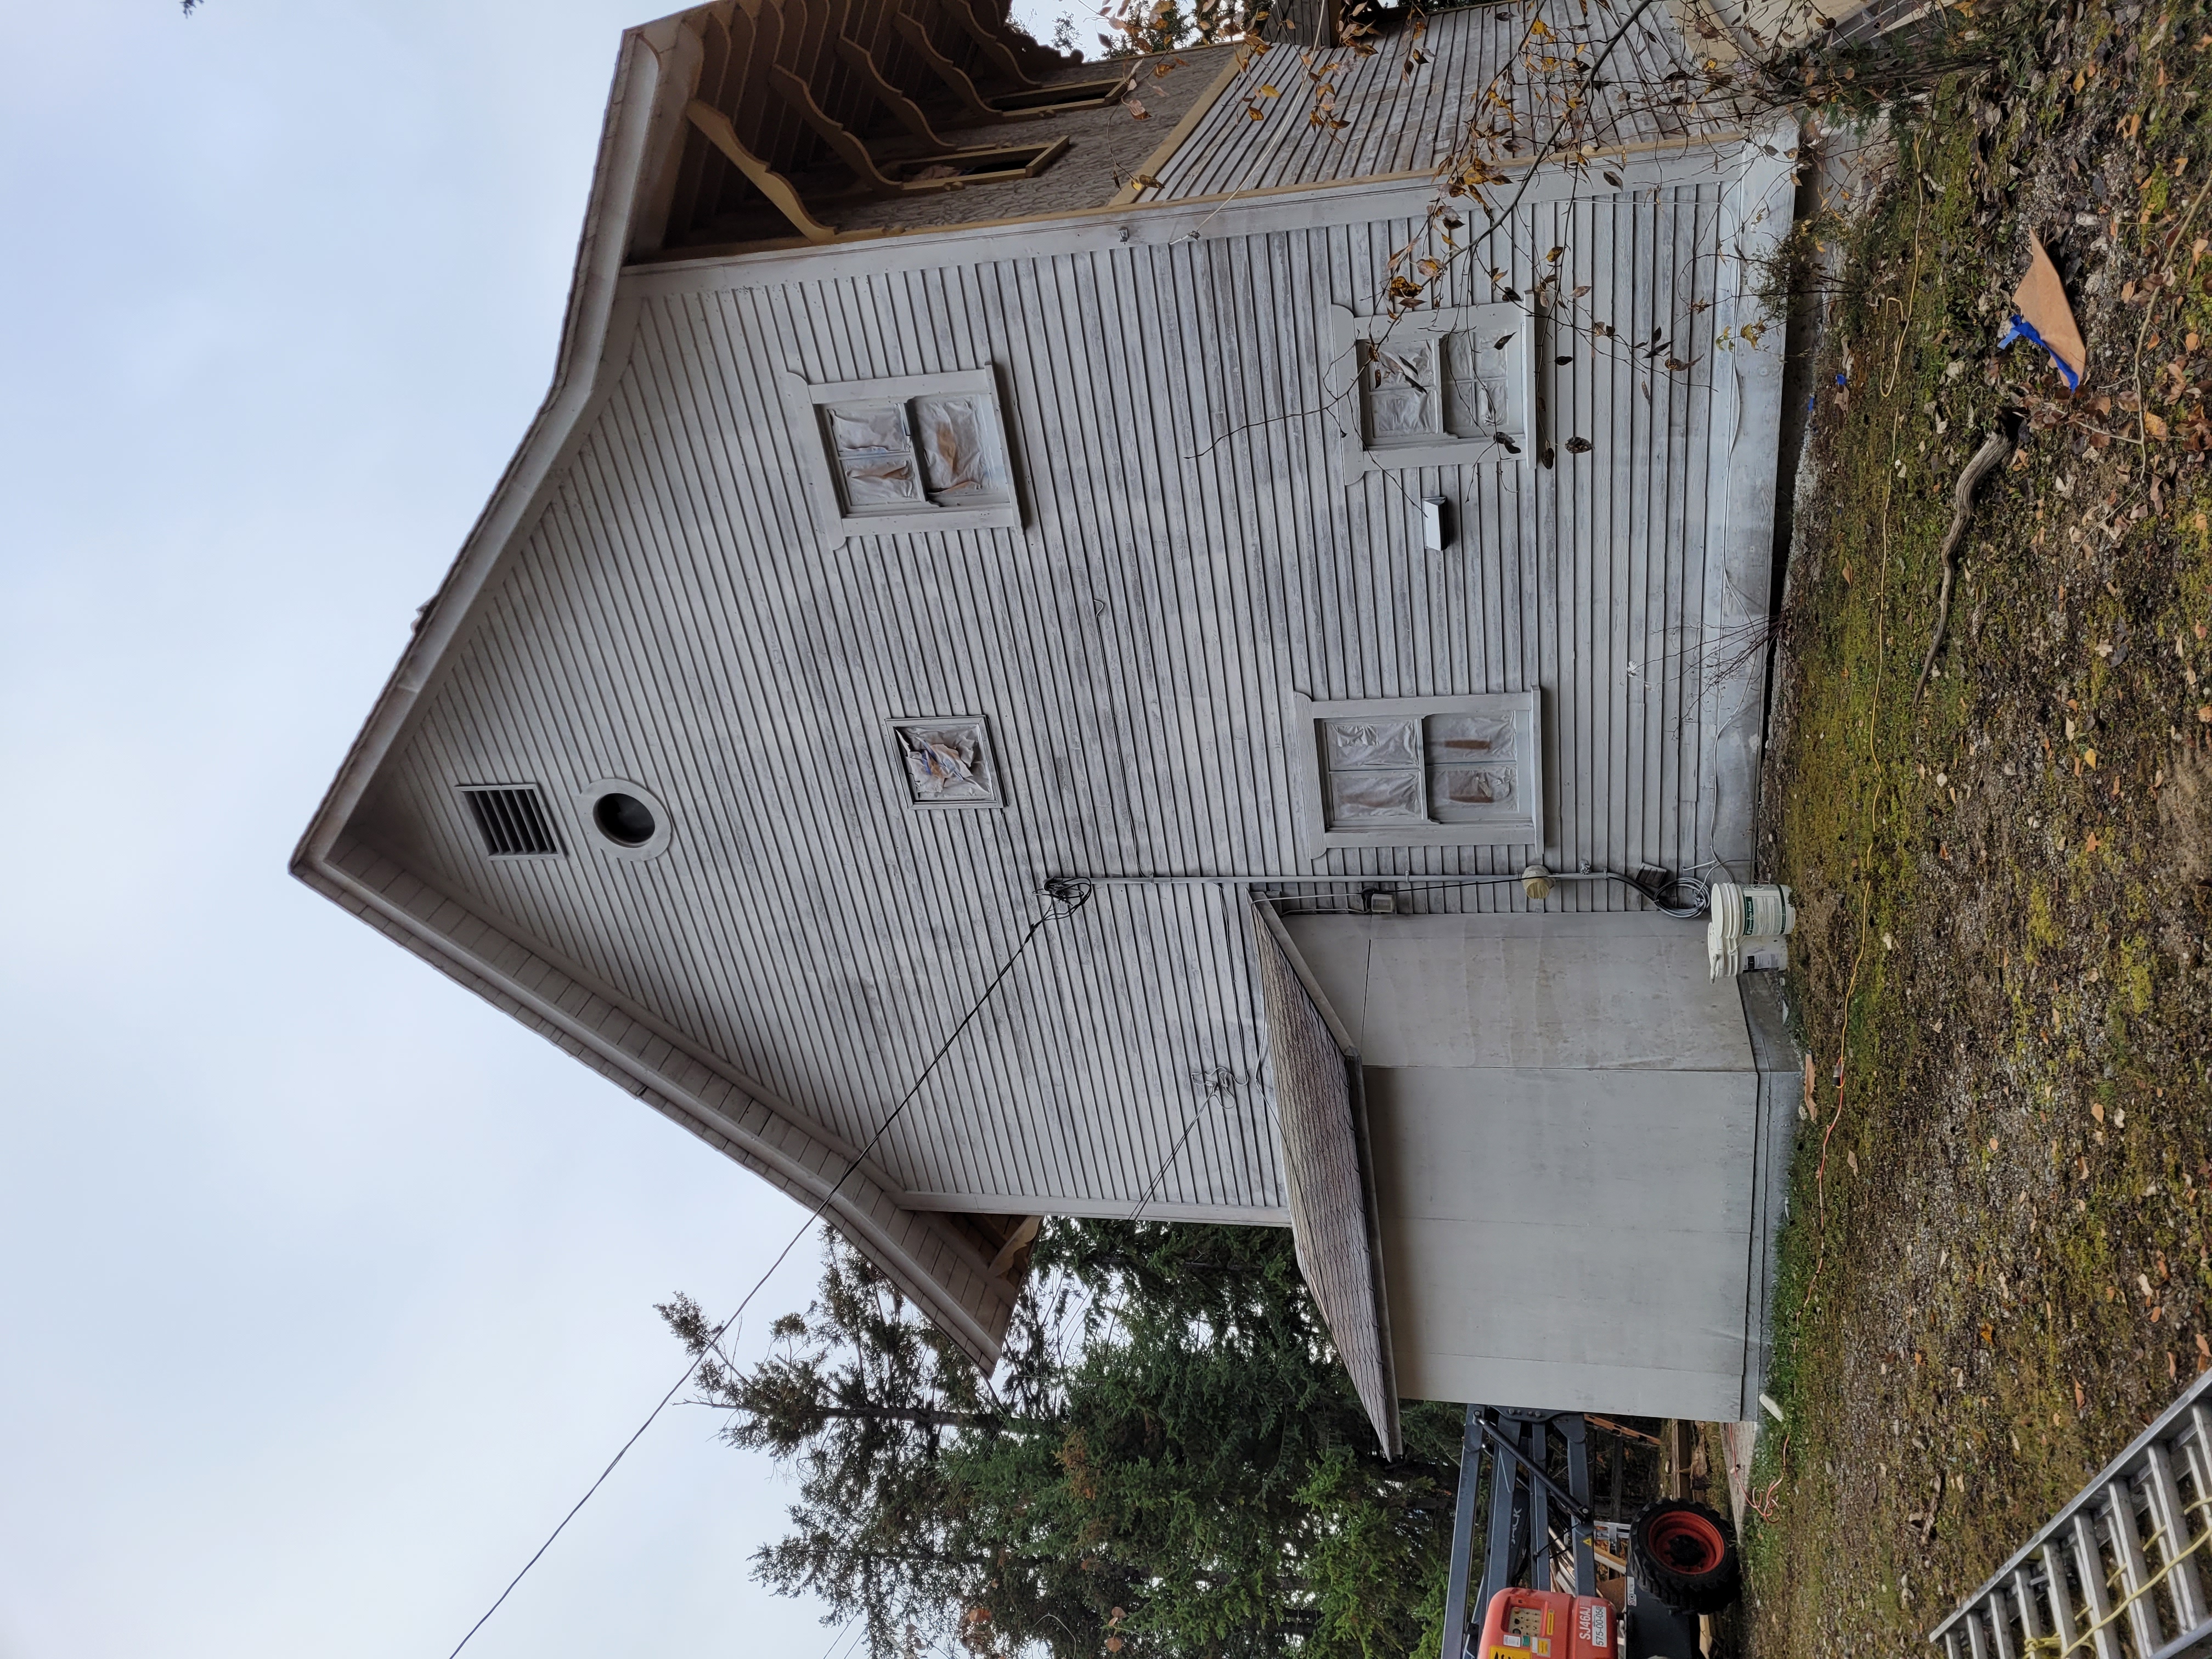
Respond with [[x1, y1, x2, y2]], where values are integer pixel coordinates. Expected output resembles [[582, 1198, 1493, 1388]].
[[1441, 332, 1508, 439], [1425, 712, 1521, 825], [822, 397, 1009, 517], [889, 716, 1003, 809], [785, 369, 1022, 544], [826, 403, 920, 506], [1321, 718, 1425, 827], [1333, 302, 1532, 472], [1362, 341, 1437, 443], [1361, 334, 1513, 449], [912, 396, 995, 500], [1294, 692, 1542, 854]]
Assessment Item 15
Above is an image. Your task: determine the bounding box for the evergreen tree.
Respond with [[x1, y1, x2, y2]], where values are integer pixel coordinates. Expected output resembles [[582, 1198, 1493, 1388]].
[[662, 1220, 1463, 1659]]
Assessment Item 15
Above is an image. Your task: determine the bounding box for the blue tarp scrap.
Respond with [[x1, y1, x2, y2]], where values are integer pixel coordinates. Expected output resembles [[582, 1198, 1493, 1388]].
[[1996, 313, 2083, 391]]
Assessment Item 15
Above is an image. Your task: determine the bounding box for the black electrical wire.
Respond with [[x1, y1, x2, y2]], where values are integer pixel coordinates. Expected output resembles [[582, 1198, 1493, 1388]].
[[1255, 866, 1709, 919], [814, 1613, 866, 1659], [442, 879, 1094, 1659]]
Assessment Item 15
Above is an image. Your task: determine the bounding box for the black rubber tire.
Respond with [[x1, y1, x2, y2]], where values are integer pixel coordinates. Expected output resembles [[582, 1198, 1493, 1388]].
[[1629, 1497, 1742, 1615]]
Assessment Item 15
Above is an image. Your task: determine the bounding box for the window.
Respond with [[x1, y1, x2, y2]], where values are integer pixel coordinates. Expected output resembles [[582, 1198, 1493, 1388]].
[[823, 396, 1005, 513], [1289, 692, 1541, 854], [1329, 303, 1533, 474], [785, 369, 1020, 543], [889, 716, 1004, 810]]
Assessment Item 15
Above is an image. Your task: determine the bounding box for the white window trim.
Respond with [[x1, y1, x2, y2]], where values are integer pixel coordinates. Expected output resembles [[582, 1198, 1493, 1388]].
[[1328, 303, 1537, 477], [886, 714, 1007, 812], [782, 368, 1022, 545], [1287, 691, 1543, 856]]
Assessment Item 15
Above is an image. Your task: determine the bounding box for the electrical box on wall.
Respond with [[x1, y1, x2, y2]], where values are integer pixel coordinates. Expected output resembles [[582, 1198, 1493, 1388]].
[[1421, 495, 1451, 551]]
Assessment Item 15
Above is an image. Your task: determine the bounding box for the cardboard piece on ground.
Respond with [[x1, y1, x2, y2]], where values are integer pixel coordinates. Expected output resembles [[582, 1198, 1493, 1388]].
[[2002, 232, 2088, 390]]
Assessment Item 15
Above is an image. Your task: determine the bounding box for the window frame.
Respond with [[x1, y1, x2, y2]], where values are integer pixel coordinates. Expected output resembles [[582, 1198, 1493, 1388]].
[[783, 368, 1022, 544], [1329, 303, 1537, 476], [1287, 691, 1543, 855], [886, 714, 1007, 812]]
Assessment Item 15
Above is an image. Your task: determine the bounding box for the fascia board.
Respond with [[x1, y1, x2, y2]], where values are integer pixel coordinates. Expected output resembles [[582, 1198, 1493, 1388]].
[[619, 127, 1754, 298], [906, 1191, 1290, 1226]]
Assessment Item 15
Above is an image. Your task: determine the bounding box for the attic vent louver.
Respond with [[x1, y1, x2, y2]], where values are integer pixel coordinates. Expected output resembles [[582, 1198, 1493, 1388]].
[[459, 785, 562, 857]]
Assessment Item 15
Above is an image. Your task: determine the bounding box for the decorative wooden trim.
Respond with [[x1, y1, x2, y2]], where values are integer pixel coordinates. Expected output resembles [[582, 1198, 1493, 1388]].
[[766, 64, 901, 190], [891, 7, 1012, 123], [832, 31, 955, 151], [1108, 48, 1245, 206], [936, 0, 1040, 86], [683, 97, 836, 241], [759, 69, 1067, 195]]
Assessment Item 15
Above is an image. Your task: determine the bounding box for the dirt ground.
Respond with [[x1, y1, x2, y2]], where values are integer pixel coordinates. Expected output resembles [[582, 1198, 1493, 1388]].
[[1740, 3, 2212, 1652]]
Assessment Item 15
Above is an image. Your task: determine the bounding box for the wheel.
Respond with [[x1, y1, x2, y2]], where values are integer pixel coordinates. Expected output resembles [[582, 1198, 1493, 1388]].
[[1629, 1498, 1741, 1614]]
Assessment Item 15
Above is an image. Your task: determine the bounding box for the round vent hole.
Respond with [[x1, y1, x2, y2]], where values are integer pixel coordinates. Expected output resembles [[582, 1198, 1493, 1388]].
[[594, 792, 657, 847]]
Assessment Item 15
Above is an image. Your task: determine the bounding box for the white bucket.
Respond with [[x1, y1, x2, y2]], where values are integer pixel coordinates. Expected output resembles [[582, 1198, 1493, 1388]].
[[1707, 882, 1796, 980]]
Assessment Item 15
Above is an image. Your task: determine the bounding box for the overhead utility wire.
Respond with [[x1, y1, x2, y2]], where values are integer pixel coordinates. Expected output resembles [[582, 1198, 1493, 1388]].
[[815, 1613, 867, 1659], [442, 878, 1097, 1659]]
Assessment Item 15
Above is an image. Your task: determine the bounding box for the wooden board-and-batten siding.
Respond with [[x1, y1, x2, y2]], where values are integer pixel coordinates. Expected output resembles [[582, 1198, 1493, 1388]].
[[351, 164, 1780, 1201], [297, 10, 1798, 1377]]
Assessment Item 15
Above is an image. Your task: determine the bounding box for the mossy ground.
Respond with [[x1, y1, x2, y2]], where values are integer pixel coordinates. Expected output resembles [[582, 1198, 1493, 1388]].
[[1742, 4, 2212, 1652]]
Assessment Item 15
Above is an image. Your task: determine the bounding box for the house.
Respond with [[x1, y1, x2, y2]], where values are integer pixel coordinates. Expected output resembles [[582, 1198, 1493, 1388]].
[[295, 0, 1807, 1453]]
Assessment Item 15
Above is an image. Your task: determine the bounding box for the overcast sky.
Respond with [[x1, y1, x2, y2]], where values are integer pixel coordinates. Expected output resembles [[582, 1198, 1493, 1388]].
[[0, 4, 1062, 1656]]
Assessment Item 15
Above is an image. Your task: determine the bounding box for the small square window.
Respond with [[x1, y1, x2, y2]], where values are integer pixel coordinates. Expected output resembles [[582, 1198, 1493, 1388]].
[[889, 716, 1004, 810], [786, 369, 1021, 544], [1290, 692, 1541, 854]]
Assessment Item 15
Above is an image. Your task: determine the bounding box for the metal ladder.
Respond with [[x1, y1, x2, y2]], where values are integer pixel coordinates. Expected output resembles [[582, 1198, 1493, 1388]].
[[1930, 1370, 2212, 1659], [1439, 1407, 1600, 1659]]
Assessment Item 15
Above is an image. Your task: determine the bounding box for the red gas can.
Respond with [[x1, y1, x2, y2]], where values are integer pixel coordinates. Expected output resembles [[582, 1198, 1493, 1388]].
[[1474, 1587, 1613, 1659]]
